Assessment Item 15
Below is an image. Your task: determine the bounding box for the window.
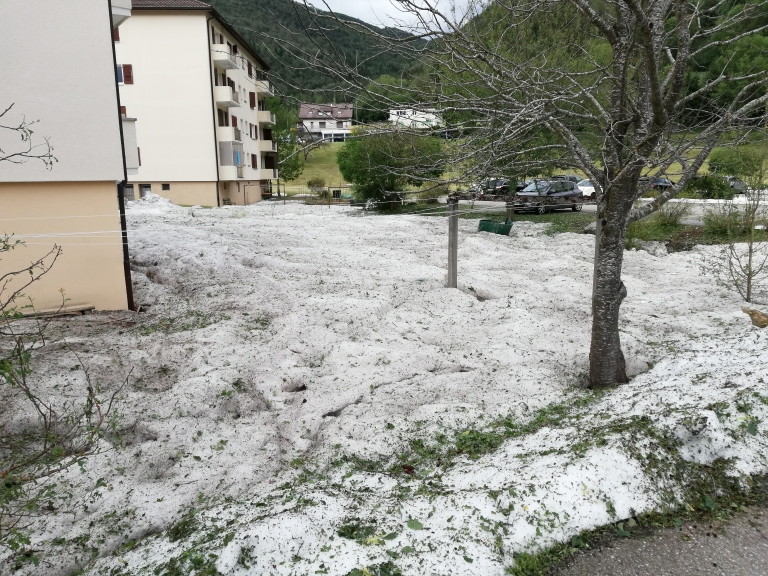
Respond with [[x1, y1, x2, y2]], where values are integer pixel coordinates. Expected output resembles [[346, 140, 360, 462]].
[[307, 111, 313, 116], [247, 61, 252, 77], [319, 122, 326, 128], [162, 184, 170, 191], [139, 184, 151, 198], [117, 64, 133, 84], [124, 184, 135, 200], [112, 27, 120, 42], [249, 92, 256, 109], [119, 106, 126, 117], [337, 121, 343, 129], [217, 108, 229, 127], [310, 121, 314, 128], [251, 154, 258, 169]]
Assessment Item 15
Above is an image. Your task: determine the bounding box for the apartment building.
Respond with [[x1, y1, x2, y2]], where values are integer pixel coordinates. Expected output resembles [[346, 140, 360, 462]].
[[297, 103, 354, 142], [0, 0, 134, 312], [115, 0, 277, 206]]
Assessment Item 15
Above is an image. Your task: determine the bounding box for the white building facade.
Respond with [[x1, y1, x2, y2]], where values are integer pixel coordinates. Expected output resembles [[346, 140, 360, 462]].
[[297, 103, 353, 142], [389, 108, 444, 130], [116, 0, 277, 206], [0, 0, 134, 312]]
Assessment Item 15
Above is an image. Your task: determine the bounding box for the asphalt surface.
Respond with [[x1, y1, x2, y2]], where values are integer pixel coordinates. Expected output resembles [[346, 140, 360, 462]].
[[554, 507, 768, 576]]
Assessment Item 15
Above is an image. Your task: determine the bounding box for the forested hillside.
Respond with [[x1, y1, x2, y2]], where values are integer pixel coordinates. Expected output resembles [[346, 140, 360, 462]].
[[206, 0, 418, 100]]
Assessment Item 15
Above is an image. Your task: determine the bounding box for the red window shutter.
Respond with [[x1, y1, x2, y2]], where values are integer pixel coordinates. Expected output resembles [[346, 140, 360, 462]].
[[249, 92, 255, 109], [231, 115, 238, 128], [251, 154, 257, 168], [123, 64, 133, 84], [119, 106, 126, 116], [112, 27, 120, 41]]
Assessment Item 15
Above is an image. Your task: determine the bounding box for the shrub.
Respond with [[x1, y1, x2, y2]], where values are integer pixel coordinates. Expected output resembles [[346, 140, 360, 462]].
[[703, 204, 743, 236], [306, 177, 326, 190], [680, 175, 733, 200], [655, 201, 690, 226]]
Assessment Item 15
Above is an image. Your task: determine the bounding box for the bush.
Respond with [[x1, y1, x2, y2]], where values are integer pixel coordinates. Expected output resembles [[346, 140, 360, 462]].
[[703, 204, 744, 236], [680, 175, 734, 200], [655, 201, 690, 226], [306, 177, 326, 190]]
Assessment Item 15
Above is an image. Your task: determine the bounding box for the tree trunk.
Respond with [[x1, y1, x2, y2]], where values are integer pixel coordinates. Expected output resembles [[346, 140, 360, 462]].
[[589, 205, 630, 387]]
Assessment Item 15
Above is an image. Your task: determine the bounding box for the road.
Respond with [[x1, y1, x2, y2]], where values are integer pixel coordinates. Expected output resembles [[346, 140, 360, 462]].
[[554, 507, 768, 576]]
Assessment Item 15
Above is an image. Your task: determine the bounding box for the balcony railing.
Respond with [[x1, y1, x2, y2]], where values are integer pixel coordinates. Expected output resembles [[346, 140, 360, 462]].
[[211, 44, 238, 69], [237, 166, 244, 179], [214, 85, 240, 108], [233, 127, 241, 141]]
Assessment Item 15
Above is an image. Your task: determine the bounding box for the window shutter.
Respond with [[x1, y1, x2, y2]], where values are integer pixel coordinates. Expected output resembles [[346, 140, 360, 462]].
[[247, 62, 252, 76], [249, 92, 255, 109], [251, 154, 257, 169], [112, 27, 120, 41], [120, 106, 126, 116], [137, 147, 141, 166], [123, 64, 133, 84]]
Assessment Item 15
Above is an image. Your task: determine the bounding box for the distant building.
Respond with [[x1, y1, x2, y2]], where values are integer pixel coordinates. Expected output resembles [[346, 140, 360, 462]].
[[297, 103, 353, 142], [116, 0, 277, 206], [389, 108, 444, 129], [0, 0, 134, 312]]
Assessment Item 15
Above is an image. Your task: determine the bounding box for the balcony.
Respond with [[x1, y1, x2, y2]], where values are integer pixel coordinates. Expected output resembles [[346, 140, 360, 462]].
[[254, 80, 274, 96], [259, 139, 277, 153], [219, 141, 244, 172], [257, 110, 276, 125], [211, 44, 238, 69], [216, 126, 241, 142], [214, 86, 240, 108], [254, 168, 278, 180]]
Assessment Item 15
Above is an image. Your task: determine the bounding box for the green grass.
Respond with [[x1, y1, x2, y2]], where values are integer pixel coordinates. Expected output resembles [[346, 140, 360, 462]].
[[285, 143, 347, 191]]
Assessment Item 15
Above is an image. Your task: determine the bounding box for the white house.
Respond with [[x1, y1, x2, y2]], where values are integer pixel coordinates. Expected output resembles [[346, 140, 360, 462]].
[[115, 0, 277, 206], [297, 103, 354, 142], [0, 0, 134, 312], [389, 108, 444, 130]]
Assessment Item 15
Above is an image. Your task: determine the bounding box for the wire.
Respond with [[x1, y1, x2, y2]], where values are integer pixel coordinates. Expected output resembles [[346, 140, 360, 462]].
[[0, 215, 119, 222]]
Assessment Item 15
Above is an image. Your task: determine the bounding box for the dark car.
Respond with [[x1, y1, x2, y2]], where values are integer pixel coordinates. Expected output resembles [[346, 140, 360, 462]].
[[514, 179, 583, 213], [640, 176, 674, 191], [552, 174, 580, 184]]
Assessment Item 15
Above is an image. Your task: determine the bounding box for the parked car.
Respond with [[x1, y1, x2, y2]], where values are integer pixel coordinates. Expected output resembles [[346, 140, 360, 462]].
[[469, 177, 505, 194], [552, 174, 580, 183], [577, 179, 595, 197], [640, 176, 674, 191], [724, 176, 746, 193], [514, 179, 583, 213]]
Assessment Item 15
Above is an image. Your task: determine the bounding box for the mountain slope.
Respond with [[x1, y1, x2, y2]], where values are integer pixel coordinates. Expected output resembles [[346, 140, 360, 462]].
[[207, 0, 418, 99]]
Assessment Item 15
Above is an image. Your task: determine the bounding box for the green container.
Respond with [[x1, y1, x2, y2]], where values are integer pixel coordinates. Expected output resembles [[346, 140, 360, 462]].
[[478, 218, 513, 235]]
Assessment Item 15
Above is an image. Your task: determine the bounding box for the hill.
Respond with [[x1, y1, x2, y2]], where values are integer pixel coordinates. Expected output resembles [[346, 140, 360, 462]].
[[206, 0, 420, 100]]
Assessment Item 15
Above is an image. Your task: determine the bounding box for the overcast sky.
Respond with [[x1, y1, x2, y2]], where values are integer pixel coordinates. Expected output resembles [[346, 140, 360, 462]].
[[310, 0, 473, 28]]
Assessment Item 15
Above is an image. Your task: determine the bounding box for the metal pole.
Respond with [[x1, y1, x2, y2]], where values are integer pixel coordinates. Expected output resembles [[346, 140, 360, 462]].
[[506, 199, 515, 222], [447, 195, 458, 288], [591, 213, 602, 314]]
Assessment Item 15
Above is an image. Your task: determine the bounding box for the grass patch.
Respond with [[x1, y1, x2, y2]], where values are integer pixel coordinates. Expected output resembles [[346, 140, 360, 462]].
[[287, 143, 347, 190]]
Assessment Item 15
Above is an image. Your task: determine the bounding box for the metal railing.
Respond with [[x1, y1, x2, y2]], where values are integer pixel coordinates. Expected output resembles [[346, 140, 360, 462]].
[[233, 127, 241, 141]]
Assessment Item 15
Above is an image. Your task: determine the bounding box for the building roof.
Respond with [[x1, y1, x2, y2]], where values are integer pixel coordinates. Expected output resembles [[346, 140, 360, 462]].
[[298, 103, 354, 120], [130, 0, 270, 70]]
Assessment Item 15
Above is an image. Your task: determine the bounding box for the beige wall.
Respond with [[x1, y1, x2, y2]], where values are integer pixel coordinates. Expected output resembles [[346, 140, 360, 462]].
[[133, 182, 218, 207], [219, 181, 264, 205], [0, 182, 128, 312]]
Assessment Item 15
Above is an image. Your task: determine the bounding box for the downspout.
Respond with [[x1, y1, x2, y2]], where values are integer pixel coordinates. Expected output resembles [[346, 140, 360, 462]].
[[206, 15, 221, 207], [108, 0, 135, 311]]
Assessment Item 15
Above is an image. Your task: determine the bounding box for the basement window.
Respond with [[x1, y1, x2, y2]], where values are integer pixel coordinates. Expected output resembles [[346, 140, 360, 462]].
[[162, 184, 171, 191]]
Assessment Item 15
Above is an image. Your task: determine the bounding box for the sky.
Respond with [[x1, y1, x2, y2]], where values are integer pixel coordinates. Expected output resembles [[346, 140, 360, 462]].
[[311, 0, 473, 28]]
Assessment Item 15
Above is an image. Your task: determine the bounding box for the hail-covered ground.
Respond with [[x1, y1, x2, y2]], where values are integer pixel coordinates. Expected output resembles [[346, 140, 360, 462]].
[[7, 196, 767, 575]]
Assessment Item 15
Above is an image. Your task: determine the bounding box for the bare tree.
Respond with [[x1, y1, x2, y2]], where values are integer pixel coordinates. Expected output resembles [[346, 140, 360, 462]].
[[0, 104, 55, 169], [260, 0, 768, 386]]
